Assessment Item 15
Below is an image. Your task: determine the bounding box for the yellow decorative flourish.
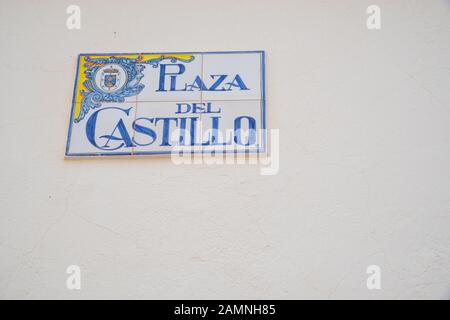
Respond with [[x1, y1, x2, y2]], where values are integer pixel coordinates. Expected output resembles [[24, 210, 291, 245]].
[[72, 53, 194, 121]]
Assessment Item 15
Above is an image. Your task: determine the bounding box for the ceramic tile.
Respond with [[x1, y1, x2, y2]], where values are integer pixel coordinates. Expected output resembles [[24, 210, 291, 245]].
[[73, 54, 139, 104], [201, 51, 263, 101], [132, 101, 203, 155], [199, 100, 265, 153], [66, 102, 137, 156], [136, 53, 203, 102]]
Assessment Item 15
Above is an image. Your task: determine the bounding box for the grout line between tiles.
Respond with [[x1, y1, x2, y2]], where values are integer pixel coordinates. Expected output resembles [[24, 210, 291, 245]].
[[75, 99, 263, 103], [200, 52, 204, 152], [73, 99, 263, 104], [134, 99, 263, 103], [131, 93, 138, 155]]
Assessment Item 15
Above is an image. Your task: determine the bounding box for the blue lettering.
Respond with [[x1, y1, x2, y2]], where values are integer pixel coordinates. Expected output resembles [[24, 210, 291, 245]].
[[226, 74, 249, 91], [132, 118, 157, 146], [234, 116, 256, 145], [157, 64, 186, 92], [86, 107, 134, 150]]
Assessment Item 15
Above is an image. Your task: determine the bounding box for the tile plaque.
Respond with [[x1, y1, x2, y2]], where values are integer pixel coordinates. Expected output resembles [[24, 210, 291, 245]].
[[65, 51, 266, 156]]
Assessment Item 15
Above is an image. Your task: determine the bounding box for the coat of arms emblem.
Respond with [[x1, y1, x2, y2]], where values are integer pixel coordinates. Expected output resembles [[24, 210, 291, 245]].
[[100, 65, 121, 92]]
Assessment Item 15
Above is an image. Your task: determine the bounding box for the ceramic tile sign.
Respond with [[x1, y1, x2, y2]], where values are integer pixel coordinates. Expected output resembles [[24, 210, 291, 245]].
[[65, 51, 266, 157]]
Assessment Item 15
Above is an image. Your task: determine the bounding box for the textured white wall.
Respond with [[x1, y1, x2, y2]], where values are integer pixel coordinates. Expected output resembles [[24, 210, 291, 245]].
[[0, 0, 449, 299]]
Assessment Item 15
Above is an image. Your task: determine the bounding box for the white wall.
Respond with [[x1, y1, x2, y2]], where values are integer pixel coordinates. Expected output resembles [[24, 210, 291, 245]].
[[0, 0, 449, 299]]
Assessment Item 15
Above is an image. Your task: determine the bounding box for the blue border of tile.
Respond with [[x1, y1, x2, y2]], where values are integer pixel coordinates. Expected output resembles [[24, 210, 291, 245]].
[[65, 54, 81, 156], [65, 50, 266, 157]]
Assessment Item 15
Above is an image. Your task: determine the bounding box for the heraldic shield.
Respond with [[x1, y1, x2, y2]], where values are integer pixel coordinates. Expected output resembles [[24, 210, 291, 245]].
[[100, 66, 120, 91]]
